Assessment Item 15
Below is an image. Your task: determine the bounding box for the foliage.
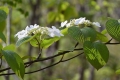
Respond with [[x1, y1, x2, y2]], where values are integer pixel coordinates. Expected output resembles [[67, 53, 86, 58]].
[[1, 50, 25, 79], [0, 1, 120, 80], [83, 41, 109, 70]]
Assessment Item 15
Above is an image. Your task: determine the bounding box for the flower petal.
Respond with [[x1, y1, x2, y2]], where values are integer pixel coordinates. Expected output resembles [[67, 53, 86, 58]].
[[93, 22, 101, 27], [47, 26, 64, 37], [61, 20, 67, 27]]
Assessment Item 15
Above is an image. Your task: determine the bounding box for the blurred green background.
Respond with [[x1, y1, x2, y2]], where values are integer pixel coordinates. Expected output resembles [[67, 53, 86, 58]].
[[1, 0, 120, 80]]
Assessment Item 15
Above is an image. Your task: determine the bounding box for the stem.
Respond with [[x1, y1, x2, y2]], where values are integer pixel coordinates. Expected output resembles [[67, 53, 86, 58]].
[[37, 48, 42, 59], [35, 37, 42, 59]]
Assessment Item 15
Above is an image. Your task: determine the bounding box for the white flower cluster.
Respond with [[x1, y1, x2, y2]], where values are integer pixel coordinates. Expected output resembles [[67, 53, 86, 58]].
[[60, 17, 101, 28], [15, 24, 63, 40], [15, 17, 101, 40]]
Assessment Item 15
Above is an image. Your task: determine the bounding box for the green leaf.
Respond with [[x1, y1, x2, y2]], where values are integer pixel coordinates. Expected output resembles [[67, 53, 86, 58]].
[[16, 35, 36, 47], [17, 8, 24, 14], [116, 69, 120, 74], [106, 19, 120, 41], [3, 1, 16, 7], [64, 6, 78, 19], [41, 37, 59, 48], [68, 26, 96, 43], [0, 10, 7, 22], [96, 31, 108, 42], [15, 0, 22, 3], [58, 1, 69, 11], [55, 13, 64, 22], [0, 44, 2, 49], [0, 21, 6, 32], [0, 32, 6, 43], [2, 50, 25, 78], [3, 44, 16, 51], [47, 12, 56, 23], [16, 36, 30, 47], [83, 41, 109, 70], [30, 38, 39, 47], [101, 29, 107, 35], [61, 27, 68, 35], [25, 11, 29, 17], [80, 27, 96, 42], [0, 6, 9, 14]]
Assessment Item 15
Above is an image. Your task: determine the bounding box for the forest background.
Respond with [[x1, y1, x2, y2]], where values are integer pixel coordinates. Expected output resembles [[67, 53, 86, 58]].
[[1, 0, 120, 80]]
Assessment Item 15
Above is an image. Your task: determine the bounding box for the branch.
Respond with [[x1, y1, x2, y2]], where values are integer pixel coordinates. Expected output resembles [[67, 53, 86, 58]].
[[0, 48, 83, 73], [105, 38, 120, 45], [0, 52, 83, 76], [61, 52, 84, 62], [106, 42, 120, 44], [74, 42, 79, 48], [2, 38, 119, 74], [24, 48, 83, 65], [105, 38, 112, 44]]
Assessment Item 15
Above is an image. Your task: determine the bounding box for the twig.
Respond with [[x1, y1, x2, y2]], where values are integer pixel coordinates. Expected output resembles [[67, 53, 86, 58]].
[[105, 38, 112, 44], [25, 48, 83, 65], [0, 48, 83, 73], [105, 38, 120, 44], [37, 48, 42, 59], [0, 52, 83, 76], [25, 54, 65, 74], [35, 37, 42, 59], [106, 43, 120, 44], [0, 67, 10, 73], [25, 61, 60, 74], [25, 38, 42, 68], [74, 42, 79, 48], [1, 38, 120, 76], [61, 52, 84, 62], [105, 38, 120, 45]]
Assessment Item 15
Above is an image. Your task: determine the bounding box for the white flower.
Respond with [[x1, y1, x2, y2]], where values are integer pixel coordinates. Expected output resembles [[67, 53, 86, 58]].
[[15, 24, 40, 40], [47, 26, 64, 37], [15, 30, 28, 39], [92, 22, 101, 27], [25, 24, 39, 34], [66, 23, 71, 27], [84, 20, 91, 24], [74, 17, 86, 25], [61, 20, 67, 27], [33, 27, 48, 35]]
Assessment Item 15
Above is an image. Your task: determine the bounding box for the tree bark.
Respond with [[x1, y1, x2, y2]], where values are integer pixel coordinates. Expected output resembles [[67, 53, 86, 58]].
[[88, 65, 94, 80], [4, 7, 12, 80], [79, 56, 87, 80], [28, 0, 41, 80], [79, 67, 85, 80]]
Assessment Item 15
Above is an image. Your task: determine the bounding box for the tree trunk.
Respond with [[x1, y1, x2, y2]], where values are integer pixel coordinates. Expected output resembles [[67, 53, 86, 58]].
[[79, 67, 85, 80], [41, 42, 59, 80], [4, 7, 12, 80], [88, 65, 94, 80], [28, 0, 41, 80], [79, 55, 87, 80]]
